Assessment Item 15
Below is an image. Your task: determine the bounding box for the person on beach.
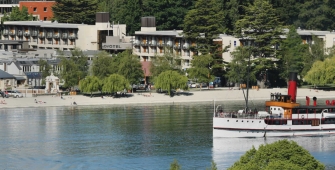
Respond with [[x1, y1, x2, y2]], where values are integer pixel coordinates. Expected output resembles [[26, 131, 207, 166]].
[[73, 101, 77, 105]]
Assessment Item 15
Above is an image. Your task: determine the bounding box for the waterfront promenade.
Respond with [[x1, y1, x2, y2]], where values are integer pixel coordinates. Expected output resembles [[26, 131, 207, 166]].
[[0, 88, 333, 108]]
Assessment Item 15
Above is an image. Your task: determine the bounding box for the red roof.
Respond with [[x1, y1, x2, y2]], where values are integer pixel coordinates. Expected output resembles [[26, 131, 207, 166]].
[[141, 61, 151, 77]]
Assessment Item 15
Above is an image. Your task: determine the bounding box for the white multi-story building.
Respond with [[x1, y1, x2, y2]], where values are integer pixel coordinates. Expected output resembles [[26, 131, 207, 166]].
[[1, 12, 127, 51], [215, 28, 335, 63], [133, 17, 195, 70]]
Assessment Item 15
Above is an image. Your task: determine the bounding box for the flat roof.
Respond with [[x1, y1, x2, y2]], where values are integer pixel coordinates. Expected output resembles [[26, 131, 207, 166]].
[[4, 21, 87, 29], [135, 30, 183, 37], [0, 40, 28, 44]]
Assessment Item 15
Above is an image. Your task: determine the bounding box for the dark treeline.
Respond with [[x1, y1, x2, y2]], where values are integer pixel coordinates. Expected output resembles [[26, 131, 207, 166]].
[[94, 0, 335, 34]]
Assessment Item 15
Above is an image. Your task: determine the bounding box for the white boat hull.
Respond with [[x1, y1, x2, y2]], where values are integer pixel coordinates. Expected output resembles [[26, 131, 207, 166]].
[[213, 117, 335, 138]]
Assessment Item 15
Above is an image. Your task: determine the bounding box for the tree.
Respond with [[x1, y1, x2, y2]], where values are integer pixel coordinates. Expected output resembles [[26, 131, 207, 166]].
[[269, 0, 304, 27], [117, 50, 144, 86], [146, 0, 195, 31], [228, 139, 325, 170], [225, 46, 254, 84], [187, 54, 214, 87], [112, 0, 145, 34], [58, 49, 88, 89], [235, 0, 282, 58], [150, 52, 182, 79], [38, 59, 52, 85], [298, 0, 335, 30], [154, 70, 188, 96], [52, 0, 99, 24], [183, 0, 225, 55], [304, 57, 335, 87], [102, 74, 129, 94], [169, 159, 181, 170], [278, 26, 308, 82], [206, 160, 218, 170], [2, 6, 33, 21], [302, 35, 334, 76], [91, 51, 114, 79], [79, 76, 101, 97]]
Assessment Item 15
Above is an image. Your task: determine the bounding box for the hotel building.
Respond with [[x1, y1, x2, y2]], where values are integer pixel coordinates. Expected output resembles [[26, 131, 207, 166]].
[[133, 17, 196, 70], [1, 12, 129, 52]]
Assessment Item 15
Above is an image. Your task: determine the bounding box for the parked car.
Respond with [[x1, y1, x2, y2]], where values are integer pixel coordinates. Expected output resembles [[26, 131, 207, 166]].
[[7, 90, 23, 98], [190, 83, 200, 88]]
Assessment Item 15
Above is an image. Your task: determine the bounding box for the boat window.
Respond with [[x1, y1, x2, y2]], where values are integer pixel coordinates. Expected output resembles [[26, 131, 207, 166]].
[[236, 120, 238, 122], [227, 120, 229, 122], [308, 109, 314, 113], [315, 109, 323, 113], [274, 108, 276, 110], [259, 121, 261, 123]]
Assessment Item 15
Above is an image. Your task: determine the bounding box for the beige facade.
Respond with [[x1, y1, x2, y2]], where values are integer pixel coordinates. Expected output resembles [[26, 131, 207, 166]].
[[1, 20, 126, 51], [133, 27, 195, 70]]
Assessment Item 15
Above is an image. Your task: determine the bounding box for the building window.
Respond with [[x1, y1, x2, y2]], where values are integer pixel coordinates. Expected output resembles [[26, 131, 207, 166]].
[[33, 7, 37, 12], [44, 7, 47, 12], [44, 17, 47, 21]]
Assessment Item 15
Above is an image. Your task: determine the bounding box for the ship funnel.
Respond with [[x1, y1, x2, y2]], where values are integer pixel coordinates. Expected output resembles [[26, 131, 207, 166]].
[[288, 72, 298, 102], [313, 97, 317, 106]]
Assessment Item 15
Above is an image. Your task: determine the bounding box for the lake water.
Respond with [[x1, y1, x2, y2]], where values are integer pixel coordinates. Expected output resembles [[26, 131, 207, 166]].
[[0, 100, 335, 170]]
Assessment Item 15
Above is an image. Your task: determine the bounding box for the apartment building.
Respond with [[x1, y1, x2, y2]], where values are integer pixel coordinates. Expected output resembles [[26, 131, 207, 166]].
[[19, 0, 55, 21], [1, 12, 127, 51], [133, 17, 195, 70], [215, 28, 335, 63]]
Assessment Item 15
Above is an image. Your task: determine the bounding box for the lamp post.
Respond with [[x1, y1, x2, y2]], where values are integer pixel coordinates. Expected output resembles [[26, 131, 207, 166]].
[[265, 69, 268, 88]]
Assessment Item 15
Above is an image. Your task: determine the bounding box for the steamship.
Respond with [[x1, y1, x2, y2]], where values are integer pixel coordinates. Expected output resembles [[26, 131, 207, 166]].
[[213, 72, 335, 138]]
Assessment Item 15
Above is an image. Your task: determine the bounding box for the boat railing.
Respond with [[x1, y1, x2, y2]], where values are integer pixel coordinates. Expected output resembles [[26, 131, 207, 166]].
[[215, 112, 285, 120]]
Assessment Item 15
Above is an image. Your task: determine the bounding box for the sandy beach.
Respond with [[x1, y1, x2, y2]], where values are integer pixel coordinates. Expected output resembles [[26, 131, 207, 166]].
[[0, 88, 333, 109]]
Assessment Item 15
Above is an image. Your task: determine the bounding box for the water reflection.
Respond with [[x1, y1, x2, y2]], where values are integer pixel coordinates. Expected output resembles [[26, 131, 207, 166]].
[[0, 101, 334, 169], [213, 136, 335, 169]]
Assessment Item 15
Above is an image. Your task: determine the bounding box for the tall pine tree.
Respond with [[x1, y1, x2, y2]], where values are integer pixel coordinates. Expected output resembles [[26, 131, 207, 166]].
[[235, 0, 282, 58], [52, 0, 99, 24]]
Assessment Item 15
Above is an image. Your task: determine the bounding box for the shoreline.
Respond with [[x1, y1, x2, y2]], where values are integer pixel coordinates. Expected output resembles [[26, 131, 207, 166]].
[[0, 88, 333, 109]]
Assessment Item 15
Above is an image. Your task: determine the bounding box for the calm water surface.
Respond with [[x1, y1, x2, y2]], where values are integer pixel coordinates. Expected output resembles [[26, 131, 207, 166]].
[[0, 100, 334, 170]]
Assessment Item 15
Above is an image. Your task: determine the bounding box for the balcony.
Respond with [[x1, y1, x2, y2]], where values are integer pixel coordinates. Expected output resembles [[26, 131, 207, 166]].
[[3, 30, 9, 35], [38, 33, 45, 38], [157, 43, 164, 47], [53, 33, 60, 39], [24, 32, 30, 36], [183, 44, 190, 50], [173, 44, 181, 50], [68, 34, 76, 39], [61, 33, 68, 39], [149, 41, 157, 47], [134, 41, 140, 46], [17, 31, 23, 36], [141, 41, 148, 46], [9, 32, 15, 36], [31, 31, 38, 36], [46, 33, 53, 38]]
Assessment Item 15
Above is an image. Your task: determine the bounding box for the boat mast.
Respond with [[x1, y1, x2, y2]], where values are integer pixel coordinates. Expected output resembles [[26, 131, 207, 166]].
[[245, 51, 251, 110]]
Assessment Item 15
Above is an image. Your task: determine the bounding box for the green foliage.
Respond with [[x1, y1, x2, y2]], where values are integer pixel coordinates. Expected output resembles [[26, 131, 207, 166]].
[[91, 51, 114, 79], [302, 35, 334, 76], [183, 0, 225, 55], [38, 59, 52, 85], [117, 50, 144, 85], [146, 1, 195, 31], [298, 0, 335, 30], [187, 54, 214, 84], [278, 26, 308, 81], [228, 139, 325, 170], [226, 47, 254, 84], [305, 57, 335, 86], [235, 0, 282, 58], [169, 159, 181, 170], [206, 160, 218, 170], [102, 74, 129, 93], [52, 0, 99, 24], [154, 70, 188, 96], [58, 49, 88, 88], [79, 76, 101, 96], [111, 0, 145, 34], [2, 6, 33, 21], [150, 52, 182, 79]]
